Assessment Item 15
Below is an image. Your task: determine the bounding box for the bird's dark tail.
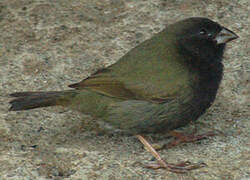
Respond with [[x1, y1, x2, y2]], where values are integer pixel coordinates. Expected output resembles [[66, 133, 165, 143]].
[[9, 90, 77, 111]]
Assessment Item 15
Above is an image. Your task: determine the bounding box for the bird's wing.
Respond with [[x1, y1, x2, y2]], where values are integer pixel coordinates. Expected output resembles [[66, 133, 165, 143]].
[[69, 75, 137, 100], [69, 30, 195, 103]]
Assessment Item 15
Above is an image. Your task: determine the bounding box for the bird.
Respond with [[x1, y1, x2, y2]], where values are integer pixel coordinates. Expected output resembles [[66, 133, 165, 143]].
[[9, 17, 238, 173]]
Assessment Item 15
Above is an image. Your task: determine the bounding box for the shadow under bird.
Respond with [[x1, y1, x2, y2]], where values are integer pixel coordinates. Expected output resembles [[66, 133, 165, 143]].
[[9, 17, 238, 172]]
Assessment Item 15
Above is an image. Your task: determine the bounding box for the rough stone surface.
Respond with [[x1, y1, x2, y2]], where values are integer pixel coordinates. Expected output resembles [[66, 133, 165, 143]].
[[0, 0, 249, 179]]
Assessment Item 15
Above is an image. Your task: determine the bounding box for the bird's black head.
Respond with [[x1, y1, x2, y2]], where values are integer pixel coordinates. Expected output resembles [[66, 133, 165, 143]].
[[170, 18, 238, 121], [173, 17, 238, 65]]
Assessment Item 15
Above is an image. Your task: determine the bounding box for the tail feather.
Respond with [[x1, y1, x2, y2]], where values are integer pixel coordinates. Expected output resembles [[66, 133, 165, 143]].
[[9, 90, 77, 111], [10, 91, 53, 97]]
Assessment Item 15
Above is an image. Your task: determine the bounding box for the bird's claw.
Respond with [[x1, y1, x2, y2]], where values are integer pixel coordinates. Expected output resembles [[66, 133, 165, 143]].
[[145, 160, 207, 173], [165, 131, 217, 148]]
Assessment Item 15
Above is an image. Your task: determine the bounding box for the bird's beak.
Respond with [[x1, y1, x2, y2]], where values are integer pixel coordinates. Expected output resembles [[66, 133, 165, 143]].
[[214, 27, 239, 44]]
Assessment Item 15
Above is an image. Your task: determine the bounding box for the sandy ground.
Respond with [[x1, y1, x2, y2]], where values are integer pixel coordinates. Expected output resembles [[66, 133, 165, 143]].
[[0, 0, 249, 179]]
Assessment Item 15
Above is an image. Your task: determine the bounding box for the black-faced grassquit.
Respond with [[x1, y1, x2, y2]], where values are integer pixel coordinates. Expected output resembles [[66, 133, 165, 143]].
[[9, 17, 238, 172]]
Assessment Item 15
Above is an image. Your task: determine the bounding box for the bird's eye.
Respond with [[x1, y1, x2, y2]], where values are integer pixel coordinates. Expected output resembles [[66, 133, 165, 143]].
[[199, 28, 207, 35]]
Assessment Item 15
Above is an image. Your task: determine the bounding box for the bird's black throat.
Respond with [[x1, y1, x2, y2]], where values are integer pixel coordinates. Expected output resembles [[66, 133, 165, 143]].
[[179, 43, 225, 121]]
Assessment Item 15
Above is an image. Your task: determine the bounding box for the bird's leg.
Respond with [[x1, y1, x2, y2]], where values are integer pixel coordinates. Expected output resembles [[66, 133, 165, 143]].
[[136, 135, 206, 173], [136, 135, 168, 168]]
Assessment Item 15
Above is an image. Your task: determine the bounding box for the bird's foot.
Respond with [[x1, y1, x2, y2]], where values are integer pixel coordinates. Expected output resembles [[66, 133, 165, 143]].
[[165, 130, 217, 148], [145, 160, 206, 173], [136, 135, 206, 173]]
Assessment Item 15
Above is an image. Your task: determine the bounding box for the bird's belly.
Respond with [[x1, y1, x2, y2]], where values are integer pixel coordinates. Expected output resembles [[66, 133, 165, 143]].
[[98, 97, 200, 135]]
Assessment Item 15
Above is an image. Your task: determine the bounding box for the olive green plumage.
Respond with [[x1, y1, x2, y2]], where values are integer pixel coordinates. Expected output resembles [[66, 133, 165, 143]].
[[9, 17, 238, 135]]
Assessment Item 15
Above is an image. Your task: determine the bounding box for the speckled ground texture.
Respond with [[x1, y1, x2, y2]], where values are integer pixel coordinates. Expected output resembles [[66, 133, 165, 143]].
[[0, 0, 249, 179]]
